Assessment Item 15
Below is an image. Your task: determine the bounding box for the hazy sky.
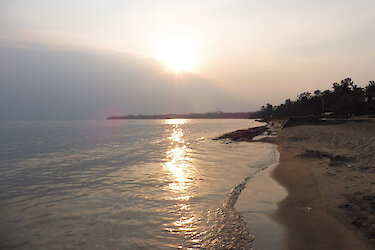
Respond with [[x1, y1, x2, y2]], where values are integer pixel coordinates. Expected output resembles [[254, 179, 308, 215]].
[[1, 0, 375, 119]]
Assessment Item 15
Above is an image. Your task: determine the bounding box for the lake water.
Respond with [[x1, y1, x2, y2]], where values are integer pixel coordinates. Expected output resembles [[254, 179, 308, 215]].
[[0, 119, 281, 249]]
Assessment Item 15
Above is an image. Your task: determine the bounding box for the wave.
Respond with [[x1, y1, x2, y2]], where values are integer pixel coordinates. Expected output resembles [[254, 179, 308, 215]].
[[202, 167, 268, 249]]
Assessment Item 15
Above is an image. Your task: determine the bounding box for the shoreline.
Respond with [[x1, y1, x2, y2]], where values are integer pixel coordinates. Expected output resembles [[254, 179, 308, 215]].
[[272, 145, 371, 250], [236, 157, 287, 250], [271, 120, 375, 249], [218, 119, 375, 249]]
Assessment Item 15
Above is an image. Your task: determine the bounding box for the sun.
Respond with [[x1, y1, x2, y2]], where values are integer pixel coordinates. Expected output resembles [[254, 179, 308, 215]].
[[156, 38, 196, 72]]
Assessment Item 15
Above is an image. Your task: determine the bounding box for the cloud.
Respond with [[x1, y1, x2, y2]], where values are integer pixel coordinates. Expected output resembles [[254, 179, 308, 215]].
[[0, 43, 246, 120]]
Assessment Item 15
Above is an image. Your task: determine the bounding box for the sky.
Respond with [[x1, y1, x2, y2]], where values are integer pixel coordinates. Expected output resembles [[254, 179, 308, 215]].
[[1, 0, 375, 119]]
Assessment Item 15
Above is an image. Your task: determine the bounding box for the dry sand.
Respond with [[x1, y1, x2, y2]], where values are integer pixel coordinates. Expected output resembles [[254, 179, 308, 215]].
[[273, 120, 375, 249]]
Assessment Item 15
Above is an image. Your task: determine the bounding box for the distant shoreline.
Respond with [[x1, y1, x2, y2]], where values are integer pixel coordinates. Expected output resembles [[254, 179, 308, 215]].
[[106, 112, 254, 120]]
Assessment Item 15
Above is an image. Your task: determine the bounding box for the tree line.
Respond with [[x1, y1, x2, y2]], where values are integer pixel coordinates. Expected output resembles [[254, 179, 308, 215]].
[[254, 78, 375, 118]]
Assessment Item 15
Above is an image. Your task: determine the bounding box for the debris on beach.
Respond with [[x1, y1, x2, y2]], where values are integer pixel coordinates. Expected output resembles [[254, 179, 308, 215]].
[[213, 126, 269, 142]]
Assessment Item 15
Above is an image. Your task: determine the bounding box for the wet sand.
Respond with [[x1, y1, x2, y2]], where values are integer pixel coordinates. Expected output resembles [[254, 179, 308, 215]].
[[273, 120, 375, 249], [236, 160, 287, 250], [273, 147, 370, 249]]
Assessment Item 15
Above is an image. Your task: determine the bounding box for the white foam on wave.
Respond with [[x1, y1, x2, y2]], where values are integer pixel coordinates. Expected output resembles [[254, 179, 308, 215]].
[[201, 165, 271, 249]]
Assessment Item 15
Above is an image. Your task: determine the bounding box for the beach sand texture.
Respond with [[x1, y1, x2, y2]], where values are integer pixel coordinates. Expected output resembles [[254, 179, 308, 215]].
[[275, 120, 375, 249]]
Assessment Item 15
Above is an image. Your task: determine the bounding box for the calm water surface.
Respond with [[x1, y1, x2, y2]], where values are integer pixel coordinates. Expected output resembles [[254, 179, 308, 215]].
[[0, 119, 278, 249]]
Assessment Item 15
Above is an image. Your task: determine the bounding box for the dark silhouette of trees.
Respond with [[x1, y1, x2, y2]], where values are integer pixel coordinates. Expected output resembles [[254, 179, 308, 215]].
[[254, 78, 375, 118], [366, 81, 375, 113], [260, 103, 274, 117]]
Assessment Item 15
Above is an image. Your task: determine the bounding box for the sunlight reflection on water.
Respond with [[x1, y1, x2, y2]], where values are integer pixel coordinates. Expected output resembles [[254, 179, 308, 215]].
[[164, 119, 195, 197], [162, 119, 201, 246]]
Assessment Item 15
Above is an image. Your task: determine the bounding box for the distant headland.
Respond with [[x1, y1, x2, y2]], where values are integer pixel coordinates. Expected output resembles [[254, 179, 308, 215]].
[[107, 111, 254, 120]]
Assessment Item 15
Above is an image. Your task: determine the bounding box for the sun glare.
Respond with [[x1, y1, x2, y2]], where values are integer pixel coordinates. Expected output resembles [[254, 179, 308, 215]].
[[156, 38, 196, 72]]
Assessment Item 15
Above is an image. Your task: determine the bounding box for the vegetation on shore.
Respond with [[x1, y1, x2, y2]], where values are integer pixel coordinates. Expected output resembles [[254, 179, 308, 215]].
[[254, 78, 375, 118]]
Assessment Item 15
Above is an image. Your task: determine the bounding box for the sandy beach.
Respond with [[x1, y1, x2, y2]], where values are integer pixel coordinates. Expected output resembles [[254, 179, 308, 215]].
[[273, 120, 375, 249]]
